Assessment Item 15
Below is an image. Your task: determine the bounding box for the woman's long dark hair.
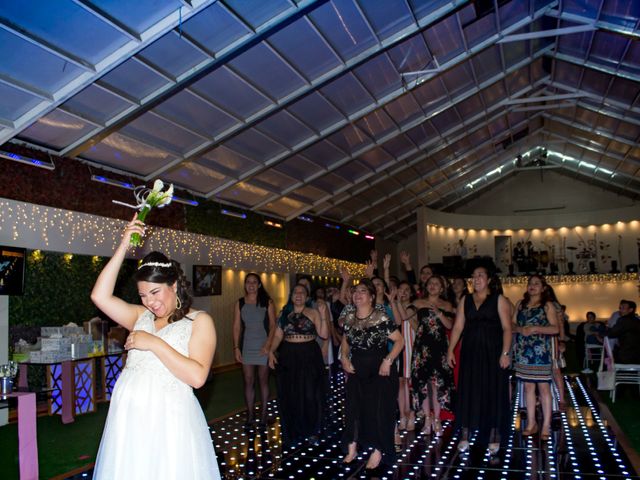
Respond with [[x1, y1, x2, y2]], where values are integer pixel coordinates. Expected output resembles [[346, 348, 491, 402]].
[[520, 274, 551, 309], [244, 272, 271, 308], [133, 251, 192, 323]]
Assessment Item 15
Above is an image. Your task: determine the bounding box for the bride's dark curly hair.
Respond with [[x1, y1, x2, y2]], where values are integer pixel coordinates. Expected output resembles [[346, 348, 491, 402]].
[[133, 251, 193, 323]]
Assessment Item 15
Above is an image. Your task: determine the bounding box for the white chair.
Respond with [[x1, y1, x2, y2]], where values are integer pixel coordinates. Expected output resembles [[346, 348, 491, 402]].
[[582, 337, 603, 373], [600, 337, 640, 403]]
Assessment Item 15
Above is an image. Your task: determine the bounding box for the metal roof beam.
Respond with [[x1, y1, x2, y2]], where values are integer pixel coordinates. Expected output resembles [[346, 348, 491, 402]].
[[545, 9, 640, 39], [137, 0, 475, 181], [255, 47, 554, 216], [340, 114, 539, 223], [0, 18, 95, 72], [550, 51, 640, 83], [0, 0, 216, 146], [60, 0, 334, 158], [373, 133, 543, 232], [197, 3, 557, 202]]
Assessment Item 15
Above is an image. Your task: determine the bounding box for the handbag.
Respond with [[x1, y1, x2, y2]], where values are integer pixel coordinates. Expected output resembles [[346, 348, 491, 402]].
[[597, 369, 615, 391]]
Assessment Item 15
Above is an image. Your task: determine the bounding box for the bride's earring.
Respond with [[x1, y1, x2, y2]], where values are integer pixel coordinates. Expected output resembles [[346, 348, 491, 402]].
[[176, 295, 182, 310]]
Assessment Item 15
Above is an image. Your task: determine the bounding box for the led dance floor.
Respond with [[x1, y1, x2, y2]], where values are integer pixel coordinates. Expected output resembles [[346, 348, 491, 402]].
[[68, 373, 638, 479]]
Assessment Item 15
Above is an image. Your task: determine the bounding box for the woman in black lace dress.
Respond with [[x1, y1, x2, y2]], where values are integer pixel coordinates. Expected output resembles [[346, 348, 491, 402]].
[[341, 279, 404, 470], [268, 284, 328, 446], [447, 265, 512, 455]]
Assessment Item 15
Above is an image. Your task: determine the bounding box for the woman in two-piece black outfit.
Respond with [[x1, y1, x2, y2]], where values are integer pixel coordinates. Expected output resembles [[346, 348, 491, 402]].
[[268, 284, 328, 446], [447, 265, 512, 455], [340, 279, 404, 470]]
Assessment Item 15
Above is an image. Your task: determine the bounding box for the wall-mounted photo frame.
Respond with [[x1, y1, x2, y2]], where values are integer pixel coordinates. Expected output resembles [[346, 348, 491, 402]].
[[192, 265, 222, 297], [0, 246, 26, 296]]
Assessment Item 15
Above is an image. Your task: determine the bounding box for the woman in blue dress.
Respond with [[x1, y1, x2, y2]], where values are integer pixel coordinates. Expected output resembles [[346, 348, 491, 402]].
[[513, 275, 559, 440]]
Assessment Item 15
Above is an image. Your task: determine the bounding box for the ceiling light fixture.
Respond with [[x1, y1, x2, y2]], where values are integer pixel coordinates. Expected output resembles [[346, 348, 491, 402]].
[[1, 149, 55, 171], [221, 208, 246, 219]]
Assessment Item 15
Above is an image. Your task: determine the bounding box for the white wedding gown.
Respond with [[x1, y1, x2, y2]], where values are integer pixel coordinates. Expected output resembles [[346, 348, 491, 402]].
[[93, 310, 221, 479]]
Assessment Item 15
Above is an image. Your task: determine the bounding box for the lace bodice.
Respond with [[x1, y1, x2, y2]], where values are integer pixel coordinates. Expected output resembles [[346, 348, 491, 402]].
[[122, 310, 197, 390]]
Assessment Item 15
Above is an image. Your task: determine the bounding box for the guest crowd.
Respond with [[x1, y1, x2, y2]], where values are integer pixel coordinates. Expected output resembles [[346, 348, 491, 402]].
[[235, 250, 637, 470]]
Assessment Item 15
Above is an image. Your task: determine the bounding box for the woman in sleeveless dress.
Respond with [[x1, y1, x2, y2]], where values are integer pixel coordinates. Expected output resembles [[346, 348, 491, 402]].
[[513, 275, 558, 439], [233, 273, 276, 426], [447, 265, 512, 456], [409, 275, 455, 436], [268, 283, 328, 446], [90, 215, 220, 479]]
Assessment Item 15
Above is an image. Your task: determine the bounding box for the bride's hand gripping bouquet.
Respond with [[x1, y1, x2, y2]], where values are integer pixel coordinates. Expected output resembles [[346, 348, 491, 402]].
[[131, 180, 173, 246]]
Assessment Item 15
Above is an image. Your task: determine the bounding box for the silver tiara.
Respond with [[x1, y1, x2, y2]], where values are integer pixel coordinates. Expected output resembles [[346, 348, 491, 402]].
[[138, 261, 172, 270]]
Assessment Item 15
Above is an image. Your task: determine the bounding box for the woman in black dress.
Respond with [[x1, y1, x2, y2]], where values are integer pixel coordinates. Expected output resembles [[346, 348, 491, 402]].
[[268, 284, 328, 446], [341, 279, 404, 470], [447, 265, 512, 455]]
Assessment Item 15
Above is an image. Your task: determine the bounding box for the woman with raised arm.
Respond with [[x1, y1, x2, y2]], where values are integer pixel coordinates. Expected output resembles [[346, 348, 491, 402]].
[[341, 279, 404, 471], [90, 216, 220, 480], [233, 273, 276, 427], [447, 265, 512, 456], [268, 284, 328, 447], [513, 275, 559, 439]]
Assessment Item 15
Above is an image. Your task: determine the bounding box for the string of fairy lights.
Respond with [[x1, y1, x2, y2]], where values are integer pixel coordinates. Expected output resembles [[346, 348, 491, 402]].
[[0, 199, 366, 277]]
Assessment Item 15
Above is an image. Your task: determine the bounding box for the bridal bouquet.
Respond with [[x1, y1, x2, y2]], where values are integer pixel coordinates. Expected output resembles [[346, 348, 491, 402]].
[[114, 180, 174, 246]]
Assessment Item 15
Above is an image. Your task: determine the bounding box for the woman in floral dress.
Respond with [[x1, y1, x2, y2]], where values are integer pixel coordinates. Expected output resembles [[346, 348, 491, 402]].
[[513, 275, 559, 440], [409, 275, 454, 436]]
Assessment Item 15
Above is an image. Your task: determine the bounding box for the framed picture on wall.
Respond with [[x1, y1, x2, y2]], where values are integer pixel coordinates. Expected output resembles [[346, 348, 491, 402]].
[[192, 265, 222, 297], [0, 246, 26, 296]]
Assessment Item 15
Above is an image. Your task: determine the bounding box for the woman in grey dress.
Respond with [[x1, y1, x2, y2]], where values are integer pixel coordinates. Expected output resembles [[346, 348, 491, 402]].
[[233, 273, 276, 426]]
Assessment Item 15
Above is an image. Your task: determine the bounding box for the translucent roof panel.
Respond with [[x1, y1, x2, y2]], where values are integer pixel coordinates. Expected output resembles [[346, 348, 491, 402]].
[[18, 109, 96, 150], [308, 173, 349, 194], [87, 0, 186, 35], [199, 146, 261, 178], [182, 3, 252, 55], [137, 33, 209, 79], [120, 112, 205, 155], [224, 128, 288, 162], [164, 162, 229, 194], [289, 184, 329, 204], [268, 18, 343, 81], [309, 0, 378, 60], [356, 110, 398, 140], [422, 14, 465, 64], [252, 169, 299, 192], [0, 84, 42, 122], [217, 181, 272, 207], [286, 92, 345, 132], [223, 0, 293, 31], [153, 90, 239, 139], [99, 58, 170, 102], [0, 1, 128, 65], [261, 196, 307, 218], [333, 160, 373, 183], [62, 84, 134, 125], [353, 54, 403, 100], [357, 0, 414, 41], [274, 155, 323, 181], [228, 43, 307, 100], [255, 111, 316, 149], [192, 66, 272, 120], [83, 132, 176, 175], [300, 140, 346, 169], [320, 73, 376, 116], [0, 29, 84, 95], [327, 124, 373, 155]]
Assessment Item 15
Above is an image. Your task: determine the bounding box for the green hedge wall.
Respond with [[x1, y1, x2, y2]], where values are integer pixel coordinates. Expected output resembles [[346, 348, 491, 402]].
[[8, 250, 139, 328]]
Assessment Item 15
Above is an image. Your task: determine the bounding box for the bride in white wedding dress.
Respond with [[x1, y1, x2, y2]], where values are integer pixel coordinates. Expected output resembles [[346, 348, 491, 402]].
[[90, 216, 220, 479]]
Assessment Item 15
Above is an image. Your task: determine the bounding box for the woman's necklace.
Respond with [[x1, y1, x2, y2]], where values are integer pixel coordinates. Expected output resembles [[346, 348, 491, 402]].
[[356, 308, 374, 321]]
